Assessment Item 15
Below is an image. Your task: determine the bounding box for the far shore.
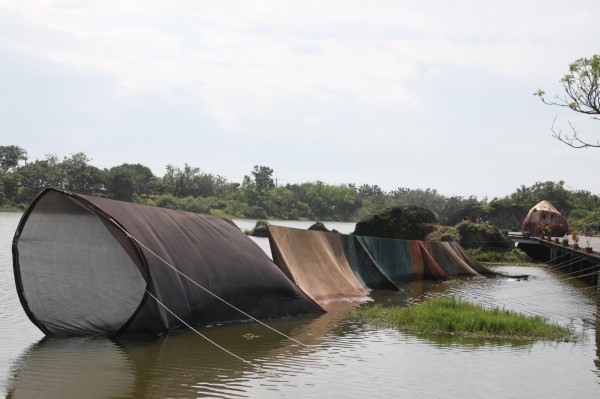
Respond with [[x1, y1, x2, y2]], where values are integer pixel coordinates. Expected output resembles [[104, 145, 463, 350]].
[[0, 207, 22, 213]]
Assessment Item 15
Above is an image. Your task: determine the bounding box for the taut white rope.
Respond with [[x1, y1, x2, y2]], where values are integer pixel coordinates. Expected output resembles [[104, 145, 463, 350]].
[[126, 231, 447, 399], [126, 232, 309, 348], [145, 290, 256, 368]]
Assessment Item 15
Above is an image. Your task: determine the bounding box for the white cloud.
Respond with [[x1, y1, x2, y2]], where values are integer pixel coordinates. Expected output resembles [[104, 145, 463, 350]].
[[1, 0, 600, 196]]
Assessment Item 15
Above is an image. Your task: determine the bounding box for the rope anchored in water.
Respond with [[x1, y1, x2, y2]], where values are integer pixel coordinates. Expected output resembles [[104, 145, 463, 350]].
[[145, 290, 256, 368], [126, 232, 309, 348], [125, 231, 447, 399]]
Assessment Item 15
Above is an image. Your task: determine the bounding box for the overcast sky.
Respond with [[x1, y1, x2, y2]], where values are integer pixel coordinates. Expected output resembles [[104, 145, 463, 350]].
[[2, 0, 600, 199]]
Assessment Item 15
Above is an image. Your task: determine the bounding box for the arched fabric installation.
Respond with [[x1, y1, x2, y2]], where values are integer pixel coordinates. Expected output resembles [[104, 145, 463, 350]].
[[13, 189, 324, 337], [267, 225, 498, 307], [354, 236, 423, 282], [267, 225, 371, 304], [522, 200, 568, 237]]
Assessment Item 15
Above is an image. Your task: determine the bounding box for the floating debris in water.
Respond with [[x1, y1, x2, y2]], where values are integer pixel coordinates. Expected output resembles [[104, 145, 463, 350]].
[[242, 333, 262, 340]]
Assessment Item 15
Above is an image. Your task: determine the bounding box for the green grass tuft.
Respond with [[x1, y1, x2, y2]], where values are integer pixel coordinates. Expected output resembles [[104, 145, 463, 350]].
[[467, 247, 533, 265], [351, 297, 575, 341]]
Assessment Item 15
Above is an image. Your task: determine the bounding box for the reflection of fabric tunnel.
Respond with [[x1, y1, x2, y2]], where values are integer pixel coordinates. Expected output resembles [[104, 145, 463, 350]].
[[6, 338, 135, 398], [268, 225, 497, 307], [13, 189, 323, 337], [7, 310, 348, 399]]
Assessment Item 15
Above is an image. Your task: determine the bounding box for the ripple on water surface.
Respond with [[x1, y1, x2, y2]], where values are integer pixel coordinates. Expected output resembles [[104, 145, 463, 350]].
[[1, 212, 599, 398]]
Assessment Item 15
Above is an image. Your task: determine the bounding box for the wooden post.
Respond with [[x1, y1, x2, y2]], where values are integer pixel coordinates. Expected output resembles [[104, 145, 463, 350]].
[[596, 262, 600, 322], [597, 267, 600, 322]]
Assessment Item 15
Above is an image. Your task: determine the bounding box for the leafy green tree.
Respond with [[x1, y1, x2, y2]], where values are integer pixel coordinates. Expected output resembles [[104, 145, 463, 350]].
[[567, 208, 600, 230], [107, 163, 156, 201], [212, 175, 239, 198], [162, 164, 218, 198], [0, 145, 27, 171], [569, 189, 600, 211], [7, 152, 104, 203], [238, 165, 276, 212], [267, 187, 312, 219], [13, 155, 64, 202], [163, 164, 194, 197], [355, 184, 391, 219], [535, 54, 600, 148], [251, 165, 275, 194], [508, 181, 571, 214], [0, 146, 27, 204], [234, 176, 268, 218], [239, 174, 259, 207], [303, 181, 361, 220], [61, 152, 104, 194]]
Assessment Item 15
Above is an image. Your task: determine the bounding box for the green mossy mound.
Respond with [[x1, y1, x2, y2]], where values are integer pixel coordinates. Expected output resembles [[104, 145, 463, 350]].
[[247, 220, 269, 237], [308, 221, 330, 232], [352, 205, 438, 240], [456, 222, 512, 251]]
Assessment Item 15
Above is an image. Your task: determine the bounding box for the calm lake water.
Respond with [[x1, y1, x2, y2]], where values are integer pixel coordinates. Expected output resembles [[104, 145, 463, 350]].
[[1, 212, 599, 398]]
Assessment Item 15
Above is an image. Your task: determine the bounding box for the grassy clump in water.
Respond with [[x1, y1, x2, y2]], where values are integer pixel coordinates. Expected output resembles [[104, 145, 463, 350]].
[[467, 247, 533, 265], [351, 297, 574, 341]]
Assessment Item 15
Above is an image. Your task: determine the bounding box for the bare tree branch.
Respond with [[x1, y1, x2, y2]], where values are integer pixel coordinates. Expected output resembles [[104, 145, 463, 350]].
[[550, 117, 600, 148], [536, 55, 600, 148]]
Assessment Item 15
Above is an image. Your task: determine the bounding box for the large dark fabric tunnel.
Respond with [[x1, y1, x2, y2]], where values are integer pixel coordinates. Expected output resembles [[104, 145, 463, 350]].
[[12, 189, 323, 337]]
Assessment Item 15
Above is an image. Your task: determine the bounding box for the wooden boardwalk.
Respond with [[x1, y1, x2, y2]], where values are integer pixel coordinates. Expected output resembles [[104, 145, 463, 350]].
[[509, 233, 600, 319]]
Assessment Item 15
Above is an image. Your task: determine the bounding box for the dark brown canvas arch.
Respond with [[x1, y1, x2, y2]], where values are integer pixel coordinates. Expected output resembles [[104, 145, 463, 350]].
[[13, 189, 322, 337], [13, 188, 150, 336]]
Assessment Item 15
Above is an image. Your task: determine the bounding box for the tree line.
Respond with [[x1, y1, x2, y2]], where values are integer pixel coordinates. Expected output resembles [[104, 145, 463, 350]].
[[1, 145, 598, 230]]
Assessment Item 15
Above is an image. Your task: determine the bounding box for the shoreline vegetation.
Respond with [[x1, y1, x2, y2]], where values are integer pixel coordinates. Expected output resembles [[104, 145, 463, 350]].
[[1, 145, 588, 266], [1, 146, 599, 230], [0, 207, 21, 212], [350, 297, 575, 342]]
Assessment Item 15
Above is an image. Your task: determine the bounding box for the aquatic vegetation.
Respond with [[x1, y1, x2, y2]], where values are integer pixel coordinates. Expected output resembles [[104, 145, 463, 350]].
[[445, 279, 466, 287], [466, 247, 533, 265], [244, 220, 269, 237], [353, 205, 438, 240], [351, 297, 575, 341]]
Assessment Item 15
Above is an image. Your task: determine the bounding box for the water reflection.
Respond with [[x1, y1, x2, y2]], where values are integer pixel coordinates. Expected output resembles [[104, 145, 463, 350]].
[[6, 338, 135, 399], [371, 279, 448, 306], [6, 310, 361, 399], [3, 262, 599, 398]]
